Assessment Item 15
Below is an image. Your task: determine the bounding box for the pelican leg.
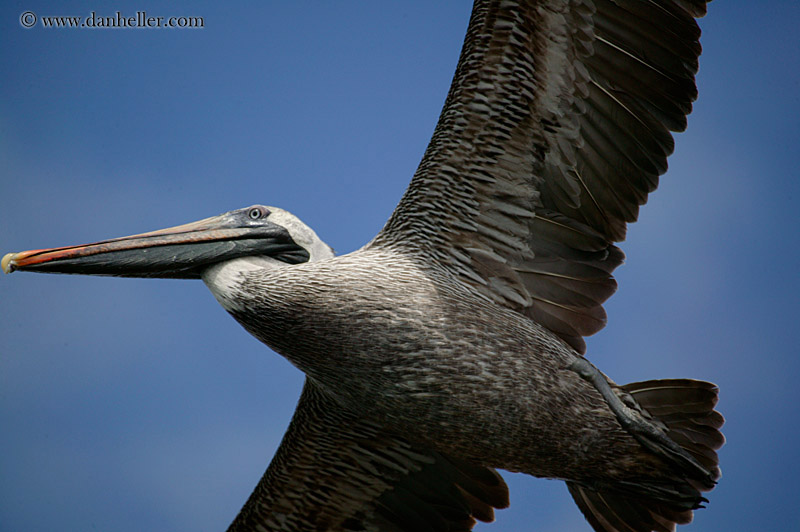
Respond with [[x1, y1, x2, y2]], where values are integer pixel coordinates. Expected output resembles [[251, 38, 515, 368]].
[[567, 357, 714, 484]]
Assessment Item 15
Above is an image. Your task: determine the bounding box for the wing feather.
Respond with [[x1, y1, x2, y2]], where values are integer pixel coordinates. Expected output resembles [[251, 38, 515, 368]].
[[370, 0, 708, 353], [227, 380, 509, 531]]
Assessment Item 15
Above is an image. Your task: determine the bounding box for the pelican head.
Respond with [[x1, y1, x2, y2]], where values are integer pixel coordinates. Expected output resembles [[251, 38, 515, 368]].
[[2, 205, 333, 279]]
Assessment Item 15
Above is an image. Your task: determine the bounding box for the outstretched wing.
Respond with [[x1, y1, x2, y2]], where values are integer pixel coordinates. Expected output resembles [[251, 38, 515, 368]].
[[228, 379, 509, 532], [371, 0, 708, 353]]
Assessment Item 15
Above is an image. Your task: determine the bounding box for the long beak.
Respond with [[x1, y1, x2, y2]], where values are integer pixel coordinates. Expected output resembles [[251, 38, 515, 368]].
[[2, 211, 306, 279]]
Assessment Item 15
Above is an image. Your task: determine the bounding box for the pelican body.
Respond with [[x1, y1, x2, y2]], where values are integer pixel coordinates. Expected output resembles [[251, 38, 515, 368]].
[[210, 246, 631, 478], [4, 1, 723, 531]]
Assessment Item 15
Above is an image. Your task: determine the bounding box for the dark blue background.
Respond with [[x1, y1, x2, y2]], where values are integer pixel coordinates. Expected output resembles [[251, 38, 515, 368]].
[[2, 2, 797, 530]]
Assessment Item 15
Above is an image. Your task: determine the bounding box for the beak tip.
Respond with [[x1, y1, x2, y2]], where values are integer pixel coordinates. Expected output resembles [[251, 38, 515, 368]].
[[2, 252, 18, 274]]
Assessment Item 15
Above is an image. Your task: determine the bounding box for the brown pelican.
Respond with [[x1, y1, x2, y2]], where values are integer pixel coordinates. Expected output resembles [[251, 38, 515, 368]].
[[3, 1, 723, 531]]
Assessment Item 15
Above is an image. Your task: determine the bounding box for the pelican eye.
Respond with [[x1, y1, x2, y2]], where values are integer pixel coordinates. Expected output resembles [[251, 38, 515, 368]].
[[248, 207, 266, 220]]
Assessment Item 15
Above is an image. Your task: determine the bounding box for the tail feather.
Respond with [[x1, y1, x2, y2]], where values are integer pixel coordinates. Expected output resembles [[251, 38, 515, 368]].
[[625, 379, 724, 484], [567, 483, 692, 532], [567, 378, 724, 532]]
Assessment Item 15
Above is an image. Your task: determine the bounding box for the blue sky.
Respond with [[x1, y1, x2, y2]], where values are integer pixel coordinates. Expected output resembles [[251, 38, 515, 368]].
[[2, 1, 798, 531]]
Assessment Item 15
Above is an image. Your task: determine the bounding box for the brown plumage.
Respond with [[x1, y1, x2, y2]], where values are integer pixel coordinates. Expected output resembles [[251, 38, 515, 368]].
[[3, 1, 724, 531]]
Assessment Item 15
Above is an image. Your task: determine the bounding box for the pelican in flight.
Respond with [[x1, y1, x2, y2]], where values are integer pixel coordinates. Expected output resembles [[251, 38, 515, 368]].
[[4, 1, 723, 530]]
